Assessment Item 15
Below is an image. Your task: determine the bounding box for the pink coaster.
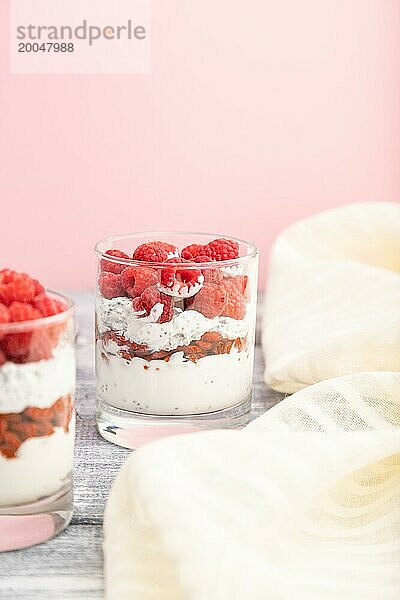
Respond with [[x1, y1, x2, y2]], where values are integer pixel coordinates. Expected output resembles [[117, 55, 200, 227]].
[[116, 425, 203, 448], [0, 514, 54, 552]]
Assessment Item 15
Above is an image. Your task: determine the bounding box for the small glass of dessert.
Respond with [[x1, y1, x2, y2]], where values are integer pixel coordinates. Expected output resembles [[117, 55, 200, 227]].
[[0, 270, 75, 552], [95, 233, 258, 448]]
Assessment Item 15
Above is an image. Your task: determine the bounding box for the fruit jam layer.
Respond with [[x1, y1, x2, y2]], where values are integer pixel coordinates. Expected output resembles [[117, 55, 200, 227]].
[[100, 330, 247, 363], [0, 394, 73, 459]]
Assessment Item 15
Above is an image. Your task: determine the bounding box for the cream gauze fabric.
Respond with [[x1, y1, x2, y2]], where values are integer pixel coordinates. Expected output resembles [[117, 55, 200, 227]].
[[263, 202, 400, 393], [104, 372, 400, 599]]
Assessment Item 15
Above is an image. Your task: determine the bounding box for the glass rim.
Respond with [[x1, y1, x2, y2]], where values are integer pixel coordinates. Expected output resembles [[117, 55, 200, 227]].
[[0, 290, 74, 334], [94, 231, 259, 269]]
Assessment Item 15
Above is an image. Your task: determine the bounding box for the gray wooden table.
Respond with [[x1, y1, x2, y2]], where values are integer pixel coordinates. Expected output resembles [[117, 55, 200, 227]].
[[0, 292, 283, 599]]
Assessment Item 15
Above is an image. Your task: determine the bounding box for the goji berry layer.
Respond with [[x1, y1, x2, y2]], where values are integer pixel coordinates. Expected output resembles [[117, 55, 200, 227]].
[[0, 394, 73, 459], [100, 330, 247, 363]]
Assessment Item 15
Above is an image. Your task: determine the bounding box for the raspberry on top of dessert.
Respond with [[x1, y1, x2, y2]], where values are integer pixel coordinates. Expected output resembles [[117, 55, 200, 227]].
[[97, 237, 248, 323], [0, 269, 68, 364]]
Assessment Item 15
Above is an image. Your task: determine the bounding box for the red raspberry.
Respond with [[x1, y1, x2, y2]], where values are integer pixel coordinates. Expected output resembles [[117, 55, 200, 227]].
[[2, 329, 53, 363], [155, 242, 179, 257], [0, 269, 17, 284], [28, 330, 54, 361], [181, 244, 211, 261], [226, 275, 249, 301], [160, 258, 203, 296], [2, 332, 32, 361], [135, 285, 173, 323], [193, 255, 212, 263], [132, 242, 170, 263], [9, 302, 41, 322], [0, 273, 37, 305], [205, 238, 239, 261], [33, 294, 67, 317], [137, 285, 159, 313], [157, 294, 174, 324], [185, 283, 227, 319], [203, 269, 223, 285], [221, 281, 246, 320], [194, 257, 222, 285], [121, 266, 158, 298], [98, 272, 125, 299], [0, 348, 6, 365], [0, 303, 10, 325], [32, 279, 45, 297], [132, 296, 144, 312], [100, 249, 130, 275], [188, 255, 223, 285]]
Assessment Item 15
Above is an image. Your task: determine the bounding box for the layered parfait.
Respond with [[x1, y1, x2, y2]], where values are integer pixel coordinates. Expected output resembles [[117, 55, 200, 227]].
[[95, 235, 258, 419], [0, 270, 75, 509]]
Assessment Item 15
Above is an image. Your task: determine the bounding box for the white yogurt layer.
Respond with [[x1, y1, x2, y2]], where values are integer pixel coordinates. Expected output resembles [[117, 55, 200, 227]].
[[96, 341, 253, 415], [0, 344, 76, 413], [96, 296, 248, 352], [0, 422, 75, 506]]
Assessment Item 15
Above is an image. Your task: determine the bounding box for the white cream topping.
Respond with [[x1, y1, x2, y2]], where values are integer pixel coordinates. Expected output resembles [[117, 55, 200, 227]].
[[158, 275, 204, 299], [96, 296, 248, 353], [220, 265, 243, 276], [0, 344, 76, 413]]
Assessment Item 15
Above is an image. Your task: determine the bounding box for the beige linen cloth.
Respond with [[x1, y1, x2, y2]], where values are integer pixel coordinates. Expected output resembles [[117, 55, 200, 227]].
[[104, 202, 400, 599], [264, 202, 400, 392]]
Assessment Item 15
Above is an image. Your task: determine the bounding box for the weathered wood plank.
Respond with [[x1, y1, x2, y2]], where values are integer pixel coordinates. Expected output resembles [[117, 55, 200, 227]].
[[0, 525, 103, 599], [0, 291, 284, 598]]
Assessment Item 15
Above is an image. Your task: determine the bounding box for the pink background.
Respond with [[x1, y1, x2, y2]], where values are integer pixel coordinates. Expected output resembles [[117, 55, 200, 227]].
[[1, 0, 399, 289]]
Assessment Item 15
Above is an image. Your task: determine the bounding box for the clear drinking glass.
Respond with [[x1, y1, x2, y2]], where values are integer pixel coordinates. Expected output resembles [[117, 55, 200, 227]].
[[95, 233, 258, 448], [0, 293, 75, 551]]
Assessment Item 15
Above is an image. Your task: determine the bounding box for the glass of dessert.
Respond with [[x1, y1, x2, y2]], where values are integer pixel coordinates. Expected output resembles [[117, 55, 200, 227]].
[[0, 270, 75, 551], [95, 233, 258, 448]]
